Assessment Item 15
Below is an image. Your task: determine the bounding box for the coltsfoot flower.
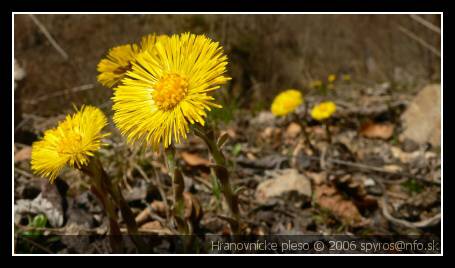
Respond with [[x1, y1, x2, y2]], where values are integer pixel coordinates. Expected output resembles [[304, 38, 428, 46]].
[[328, 74, 337, 83], [112, 32, 230, 150], [271, 89, 303, 116], [310, 101, 337, 121], [309, 80, 323, 89], [97, 34, 166, 88], [342, 74, 351, 81], [31, 106, 110, 182], [97, 44, 141, 88]]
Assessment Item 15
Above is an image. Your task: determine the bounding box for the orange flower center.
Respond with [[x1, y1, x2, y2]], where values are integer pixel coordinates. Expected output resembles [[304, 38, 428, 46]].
[[153, 73, 189, 110]]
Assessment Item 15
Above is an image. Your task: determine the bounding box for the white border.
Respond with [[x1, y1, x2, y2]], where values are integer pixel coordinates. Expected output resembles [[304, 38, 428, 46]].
[[12, 12, 443, 256]]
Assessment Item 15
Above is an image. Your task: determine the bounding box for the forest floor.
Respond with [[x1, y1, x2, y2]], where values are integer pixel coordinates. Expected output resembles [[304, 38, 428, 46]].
[[14, 79, 441, 253]]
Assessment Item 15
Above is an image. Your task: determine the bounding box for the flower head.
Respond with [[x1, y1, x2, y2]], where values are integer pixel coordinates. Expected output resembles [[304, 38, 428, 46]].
[[97, 34, 166, 88], [112, 33, 230, 150], [342, 74, 351, 82], [31, 106, 110, 182], [97, 44, 141, 88], [328, 74, 337, 83], [271, 89, 303, 116], [311, 101, 336, 121], [310, 80, 323, 89]]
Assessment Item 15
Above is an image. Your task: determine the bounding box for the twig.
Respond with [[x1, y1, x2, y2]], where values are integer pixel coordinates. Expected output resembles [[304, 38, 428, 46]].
[[304, 155, 440, 185], [133, 163, 170, 214], [15, 224, 172, 236], [398, 25, 440, 57], [24, 84, 95, 105], [379, 197, 441, 229], [14, 117, 30, 133], [409, 14, 441, 34], [14, 167, 35, 179], [28, 14, 69, 60], [17, 235, 54, 254], [373, 178, 441, 229]]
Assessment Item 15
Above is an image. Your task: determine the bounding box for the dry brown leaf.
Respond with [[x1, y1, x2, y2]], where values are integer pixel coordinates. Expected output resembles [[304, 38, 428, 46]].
[[360, 121, 395, 140], [183, 192, 203, 225], [181, 151, 210, 166], [151, 200, 167, 217], [260, 126, 281, 141], [141, 221, 163, 230], [305, 171, 327, 185], [14, 146, 32, 162], [285, 122, 301, 139], [315, 184, 364, 225]]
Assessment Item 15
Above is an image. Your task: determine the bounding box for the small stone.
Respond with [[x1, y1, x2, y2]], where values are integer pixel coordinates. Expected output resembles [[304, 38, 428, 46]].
[[400, 84, 441, 147], [255, 169, 312, 204]]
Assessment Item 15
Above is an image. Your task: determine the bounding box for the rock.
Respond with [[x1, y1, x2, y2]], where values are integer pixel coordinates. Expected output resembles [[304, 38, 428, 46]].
[[251, 111, 275, 126], [15, 193, 64, 227], [255, 169, 312, 204], [400, 84, 441, 147], [15, 180, 66, 227]]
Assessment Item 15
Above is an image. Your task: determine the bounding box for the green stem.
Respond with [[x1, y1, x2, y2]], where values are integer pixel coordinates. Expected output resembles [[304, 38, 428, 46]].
[[193, 124, 240, 233], [82, 157, 148, 253], [165, 147, 187, 234], [82, 161, 123, 252], [293, 107, 317, 155]]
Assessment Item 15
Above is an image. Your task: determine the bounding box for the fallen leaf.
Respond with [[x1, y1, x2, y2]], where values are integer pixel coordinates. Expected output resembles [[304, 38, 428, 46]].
[[360, 121, 394, 140], [305, 171, 327, 185], [181, 151, 210, 166], [151, 200, 167, 217], [314, 184, 365, 226], [136, 200, 167, 226], [260, 126, 281, 141], [285, 122, 301, 139], [382, 164, 403, 173], [141, 221, 162, 230], [14, 146, 32, 162]]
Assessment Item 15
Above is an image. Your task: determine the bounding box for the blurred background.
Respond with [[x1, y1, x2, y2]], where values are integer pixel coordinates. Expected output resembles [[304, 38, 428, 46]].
[[14, 14, 440, 118]]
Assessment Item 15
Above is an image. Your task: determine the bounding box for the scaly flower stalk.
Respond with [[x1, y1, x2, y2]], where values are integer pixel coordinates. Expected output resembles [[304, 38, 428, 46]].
[[193, 124, 240, 233], [164, 147, 189, 234], [31, 106, 146, 252]]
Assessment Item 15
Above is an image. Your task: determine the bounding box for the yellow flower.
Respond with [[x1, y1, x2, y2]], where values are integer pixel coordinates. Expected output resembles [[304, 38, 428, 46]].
[[271, 89, 303, 116], [112, 33, 230, 150], [311, 101, 337, 121], [328, 74, 337, 83], [342, 74, 351, 81], [97, 44, 141, 88], [97, 34, 166, 88], [140, 33, 167, 52], [31, 106, 110, 182], [310, 80, 323, 89]]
